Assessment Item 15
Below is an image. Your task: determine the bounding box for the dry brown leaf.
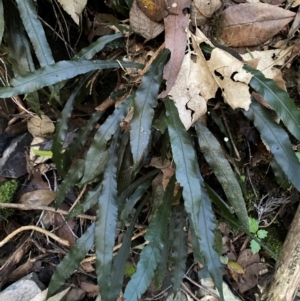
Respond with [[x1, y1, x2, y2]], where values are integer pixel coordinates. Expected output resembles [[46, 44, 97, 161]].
[[27, 115, 55, 138], [80, 282, 99, 298], [159, 0, 191, 98], [17, 190, 56, 206], [193, 0, 222, 18], [130, 0, 164, 41], [207, 48, 253, 110], [169, 52, 207, 130], [220, 3, 295, 47], [54, 203, 76, 248]]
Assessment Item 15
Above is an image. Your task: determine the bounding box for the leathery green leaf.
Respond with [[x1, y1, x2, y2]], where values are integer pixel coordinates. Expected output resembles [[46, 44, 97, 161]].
[[195, 166, 224, 300], [130, 49, 170, 167], [55, 159, 84, 209], [63, 111, 102, 172], [165, 99, 223, 299], [47, 223, 95, 298], [0, 60, 143, 98], [52, 73, 99, 175], [74, 33, 122, 60], [124, 176, 175, 301], [95, 129, 120, 299], [244, 64, 300, 141], [110, 197, 148, 301], [171, 207, 188, 294], [5, 2, 40, 114], [15, 0, 54, 67], [165, 98, 202, 242], [243, 101, 300, 192], [194, 121, 249, 231], [67, 183, 102, 220], [80, 97, 132, 184]]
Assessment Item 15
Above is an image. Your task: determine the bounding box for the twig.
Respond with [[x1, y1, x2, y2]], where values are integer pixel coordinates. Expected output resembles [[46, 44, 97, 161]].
[[184, 275, 220, 299], [69, 184, 87, 212], [0, 225, 70, 248], [181, 282, 202, 301], [0, 203, 95, 221], [80, 228, 147, 264]]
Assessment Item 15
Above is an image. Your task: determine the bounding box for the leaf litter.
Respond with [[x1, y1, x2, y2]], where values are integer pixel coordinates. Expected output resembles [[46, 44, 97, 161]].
[[0, 0, 300, 300]]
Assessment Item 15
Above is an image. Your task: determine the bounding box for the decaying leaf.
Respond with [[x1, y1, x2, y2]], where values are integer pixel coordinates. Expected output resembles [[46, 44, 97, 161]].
[[169, 52, 207, 130], [27, 115, 55, 138], [219, 3, 295, 47], [130, 0, 164, 41], [159, 0, 191, 97], [193, 0, 222, 18], [207, 48, 253, 110], [242, 46, 293, 90], [17, 190, 57, 206], [56, 0, 87, 25], [191, 29, 218, 100]]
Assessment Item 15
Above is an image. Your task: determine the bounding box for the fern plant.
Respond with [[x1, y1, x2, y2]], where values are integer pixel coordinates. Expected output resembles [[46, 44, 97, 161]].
[[0, 1, 300, 301]]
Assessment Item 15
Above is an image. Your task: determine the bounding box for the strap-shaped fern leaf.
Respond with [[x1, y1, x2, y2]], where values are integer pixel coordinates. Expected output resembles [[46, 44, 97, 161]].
[[245, 64, 300, 142], [15, 0, 54, 67], [74, 33, 122, 60], [0, 60, 142, 98], [80, 97, 132, 184], [243, 101, 300, 192], [194, 121, 249, 231], [52, 73, 102, 175], [165, 98, 224, 300], [130, 49, 170, 167], [95, 128, 121, 299], [171, 206, 188, 293], [47, 223, 95, 297], [123, 176, 175, 301], [67, 183, 102, 220], [55, 159, 85, 209]]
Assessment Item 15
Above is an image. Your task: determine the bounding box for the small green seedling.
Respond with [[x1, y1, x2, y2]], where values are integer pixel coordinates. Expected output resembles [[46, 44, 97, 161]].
[[249, 217, 268, 253]]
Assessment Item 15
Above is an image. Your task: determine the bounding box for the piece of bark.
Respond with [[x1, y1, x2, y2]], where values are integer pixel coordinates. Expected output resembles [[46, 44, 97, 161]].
[[262, 205, 300, 301]]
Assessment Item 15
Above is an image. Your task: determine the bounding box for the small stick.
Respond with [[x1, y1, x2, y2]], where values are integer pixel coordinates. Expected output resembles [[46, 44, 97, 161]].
[[0, 203, 95, 221], [0, 225, 70, 248]]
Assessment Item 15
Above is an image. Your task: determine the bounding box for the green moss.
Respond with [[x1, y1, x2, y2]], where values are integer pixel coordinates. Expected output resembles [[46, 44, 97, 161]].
[[264, 226, 285, 258], [125, 262, 136, 278], [0, 179, 19, 218]]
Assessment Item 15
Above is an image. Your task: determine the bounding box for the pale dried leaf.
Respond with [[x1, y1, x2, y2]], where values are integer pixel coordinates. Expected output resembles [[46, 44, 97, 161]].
[[288, 7, 300, 39], [159, 0, 191, 97], [27, 115, 55, 138], [220, 3, 295, 47], [130, 0, 164, 41], [29, 288, 70, 301], [290, 0, 300, 7], [17, 190, 56, 206], [190, 1, 207, 26], [241, 47, 293, 90], [207, 48, 253, 110], [191, 30, 218, 100], [169, 53, 207, 130], [57, 0, 87, 25], [193, 0, 222, 18]]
